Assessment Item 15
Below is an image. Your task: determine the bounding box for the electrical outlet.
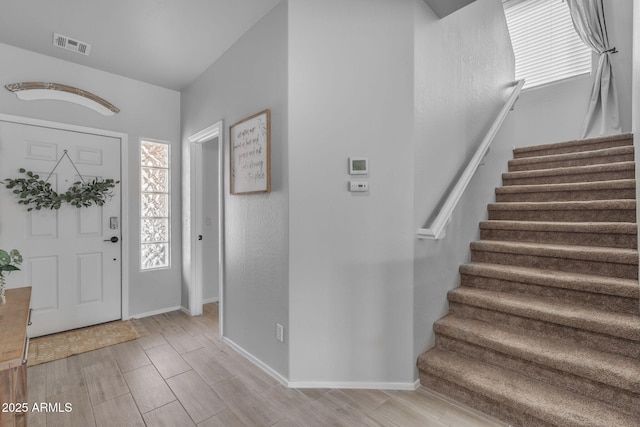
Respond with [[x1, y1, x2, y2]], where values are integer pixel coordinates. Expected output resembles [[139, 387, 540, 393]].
[[276, 323, 284, 343]]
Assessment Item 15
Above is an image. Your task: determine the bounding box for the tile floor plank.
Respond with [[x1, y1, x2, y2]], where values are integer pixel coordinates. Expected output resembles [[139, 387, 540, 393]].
[[123, 364, 176, 414], [46, 355, 85, 397], [27, 364, 50, 427], [143, 400, 196, 427], [261, 385, 348, 427], [162, 325, 203, 354], [166, 370, 227, 423], [83, 358, 129, 405], [332, 389, 392, 412], [46, 386, 95, 427], [315, 394, 385, 427], [26, 303, 507, 427], [372, 399, 447, 427], [211, 376, 281, 426], [110, 340, 151, 373], [78, 348, 115, 369], [145, 343, 191, 379], [27, 363, 47, 401], [197, 408, 248, 427], [92, 394, 145, 427], [182, 347, 234, 386]]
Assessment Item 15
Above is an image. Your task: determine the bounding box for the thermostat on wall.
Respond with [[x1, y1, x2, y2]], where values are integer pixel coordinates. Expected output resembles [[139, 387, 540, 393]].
[[349, 157, 368, 175]]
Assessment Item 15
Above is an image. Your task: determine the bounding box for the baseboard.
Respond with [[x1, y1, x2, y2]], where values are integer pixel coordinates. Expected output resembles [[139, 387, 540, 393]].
[[130, 306, 182, 319], [287, 379, 420, 391], [180, 306, 190, 315], [203, 297, 219, 304], [221, 337, 288, 386], [220, 336, 419, 391]]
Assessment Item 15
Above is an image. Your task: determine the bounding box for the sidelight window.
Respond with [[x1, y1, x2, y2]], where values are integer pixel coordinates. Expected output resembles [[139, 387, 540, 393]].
[[140, 140, 170, 270]]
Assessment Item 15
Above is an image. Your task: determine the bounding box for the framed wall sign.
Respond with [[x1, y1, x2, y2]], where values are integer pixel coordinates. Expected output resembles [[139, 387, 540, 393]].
[[230, 109, 271, 194]]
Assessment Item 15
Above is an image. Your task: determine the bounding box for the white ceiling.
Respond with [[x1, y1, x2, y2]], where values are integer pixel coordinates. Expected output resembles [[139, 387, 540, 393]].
[[0, 0, 281, 91], [422, 0, 475, 18]]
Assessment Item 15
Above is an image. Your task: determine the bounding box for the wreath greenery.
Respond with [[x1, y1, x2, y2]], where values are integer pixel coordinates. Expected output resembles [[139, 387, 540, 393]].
[[4, 168, 119, 211]]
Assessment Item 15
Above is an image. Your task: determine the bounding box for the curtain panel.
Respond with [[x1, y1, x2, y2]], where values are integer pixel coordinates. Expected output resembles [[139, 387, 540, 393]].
[[566, 0, 622, 138]]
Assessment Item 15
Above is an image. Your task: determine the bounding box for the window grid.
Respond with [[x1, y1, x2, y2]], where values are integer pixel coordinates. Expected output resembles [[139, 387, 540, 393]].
[[503, 0, 592, 89], [140, 140, 170, 270]]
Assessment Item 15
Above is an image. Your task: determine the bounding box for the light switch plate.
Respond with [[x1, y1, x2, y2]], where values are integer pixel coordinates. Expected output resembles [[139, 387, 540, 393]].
[[349, 181, 369, 192]]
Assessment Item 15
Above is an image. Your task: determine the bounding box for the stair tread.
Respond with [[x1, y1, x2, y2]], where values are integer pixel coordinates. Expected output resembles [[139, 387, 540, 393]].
[[448, 287, 640, 341], [460, 262, 639, 298], [503, 161, 635, 179], [418, 348, 639, 427], [421, 134, 640, 424], [470, 240, 638, 264], [495, 179, 635, 194], [513, 133, 633, 156], [434, 315, 640, 393], [488, 199, 636, 211], [479, 220, 637, 234], [509, 145, 634, 166]]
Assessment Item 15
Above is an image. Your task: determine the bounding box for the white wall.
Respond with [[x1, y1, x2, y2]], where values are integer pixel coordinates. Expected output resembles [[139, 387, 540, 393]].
[[412, 0, 516, 359], [634, 0, 640, 135], [181, 2, 289, 378], [0, 43, 182, 317], [288, 0, 416, 386], [511, 0, 633, 147], [633, 0, 639, 240]]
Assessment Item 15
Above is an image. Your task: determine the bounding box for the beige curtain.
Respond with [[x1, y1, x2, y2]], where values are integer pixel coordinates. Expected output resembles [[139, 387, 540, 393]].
[[566, 0, 621, 138]]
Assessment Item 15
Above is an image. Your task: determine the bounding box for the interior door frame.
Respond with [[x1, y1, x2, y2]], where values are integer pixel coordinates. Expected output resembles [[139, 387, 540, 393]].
[[0, 113, 130, 320], [188, 120, 224, 337]]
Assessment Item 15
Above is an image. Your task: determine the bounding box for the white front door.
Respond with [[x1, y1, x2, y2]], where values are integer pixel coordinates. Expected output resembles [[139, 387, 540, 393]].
[[0, 121, 122, 337]]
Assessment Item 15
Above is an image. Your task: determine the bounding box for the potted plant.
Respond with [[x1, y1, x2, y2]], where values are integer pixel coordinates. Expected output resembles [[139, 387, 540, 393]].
[[0, 247, 22, 304]]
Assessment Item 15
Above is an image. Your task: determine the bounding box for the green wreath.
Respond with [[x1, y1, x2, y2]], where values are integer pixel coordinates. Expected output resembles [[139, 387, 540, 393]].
[[4, 168, 118, 211]]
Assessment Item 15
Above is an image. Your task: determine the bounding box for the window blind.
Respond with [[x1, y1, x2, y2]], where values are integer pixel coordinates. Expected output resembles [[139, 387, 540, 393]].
[[503, 0, 592, 89]]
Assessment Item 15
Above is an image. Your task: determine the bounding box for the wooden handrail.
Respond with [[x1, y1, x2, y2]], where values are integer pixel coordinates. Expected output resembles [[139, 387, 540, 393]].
[[417, 79, 525, 240]]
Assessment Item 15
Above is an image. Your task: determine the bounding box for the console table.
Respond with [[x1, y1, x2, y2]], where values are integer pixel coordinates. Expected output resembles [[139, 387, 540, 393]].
[[0, 287, 32, 427]]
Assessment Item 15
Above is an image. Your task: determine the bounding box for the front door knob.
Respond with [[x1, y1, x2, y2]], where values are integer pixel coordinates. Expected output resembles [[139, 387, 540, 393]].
[[104, 236, 119, 243]]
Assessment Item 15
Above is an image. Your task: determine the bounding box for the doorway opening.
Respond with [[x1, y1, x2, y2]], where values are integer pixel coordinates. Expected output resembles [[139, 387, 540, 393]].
[[188, 121, 224, 337]]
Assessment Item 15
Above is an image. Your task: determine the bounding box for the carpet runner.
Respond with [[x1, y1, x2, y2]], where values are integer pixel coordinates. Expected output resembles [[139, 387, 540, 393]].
[[417, 133, 640, 426]]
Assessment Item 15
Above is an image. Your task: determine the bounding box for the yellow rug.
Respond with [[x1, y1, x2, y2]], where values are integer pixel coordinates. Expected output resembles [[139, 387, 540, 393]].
[[27, 320, 146, 367]]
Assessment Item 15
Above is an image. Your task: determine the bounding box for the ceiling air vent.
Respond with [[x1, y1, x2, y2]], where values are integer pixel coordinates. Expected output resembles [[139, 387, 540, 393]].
[[53, 33, 91, 56]]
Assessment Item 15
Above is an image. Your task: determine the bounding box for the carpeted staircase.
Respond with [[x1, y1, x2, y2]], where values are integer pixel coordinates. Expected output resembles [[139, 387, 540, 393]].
[[417, 133, 640, 426]]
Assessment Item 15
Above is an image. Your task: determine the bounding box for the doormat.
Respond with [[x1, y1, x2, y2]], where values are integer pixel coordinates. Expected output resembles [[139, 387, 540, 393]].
[[27, 319, 147, 367]]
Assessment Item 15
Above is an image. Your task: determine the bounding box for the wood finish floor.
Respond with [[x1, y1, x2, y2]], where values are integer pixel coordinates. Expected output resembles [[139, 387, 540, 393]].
[[26, 304, 507, 426]]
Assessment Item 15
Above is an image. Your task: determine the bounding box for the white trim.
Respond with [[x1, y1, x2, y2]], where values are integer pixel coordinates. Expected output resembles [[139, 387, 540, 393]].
[[288, 380, 420, 391], [188, 120, 225, 339], [188, 122, 221, 144], [417, 79, 524, 240], [203, 297, 220, 304], [222, 337, 289, 386], [132, 305, 183, 319], [0, 113, 131, 321], [223, 336, 420, 391]]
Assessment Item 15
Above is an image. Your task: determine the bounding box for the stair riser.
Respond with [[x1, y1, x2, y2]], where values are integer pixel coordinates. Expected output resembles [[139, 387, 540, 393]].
[[502, 170, 635, 186], [508, 153, 634, 172], [479, 228, 638, 249], [419, 371, 555, 427], [448, 301, 640, 359], [495, 188, 635, 202], [435, 335, 640, 414], [460, 275, 639, 314], [487, 208, 636, 222], [513, 139, 633, 159], [470, 249, 638, 279]]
